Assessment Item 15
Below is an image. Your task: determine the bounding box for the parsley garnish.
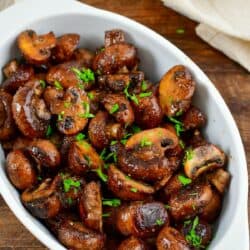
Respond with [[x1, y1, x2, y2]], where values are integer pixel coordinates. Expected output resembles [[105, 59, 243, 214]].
[[87, 92, 94, 100], [63, 178, 81, 192], [178, 174, 192, 186], [124, 83, 139, 105], [75, 133, 85, 141], [131, 124, 141, 133], [58, 111, 65, 121], [102, 198, 121, 207], [130, 187, 138, 193], [54, 80, 63, 90], [179, 140, 185, 149], [46, 125, 53, 138], [168, 116, 185, 136], [94, 167, 108, 182], [102, 213, 111, 217], [110, 103, 119, 114], [84, 155, 91, 166], [140, 137, 152, 147], [139, 92, 152, 98], [110, 140, 118, 145], [72, 67, 95, 83], [64, 101, 71, 108], [120, 132, 133, 145], [79, 102, 95, 118], [141, 80, 148, 91], [37, 176, 42, 181], [67, 197, 73, 205], [164, 204, 171, 210], [184, 148, 194, 162], [156, 219, 164, 226], [39, 80, 46, 88], [100, 148, 107, 160], [176, 28, 185, 34], [176, 110, 183, 116]]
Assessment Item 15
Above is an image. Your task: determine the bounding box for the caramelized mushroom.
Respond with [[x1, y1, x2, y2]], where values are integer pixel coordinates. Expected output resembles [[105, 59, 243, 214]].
[[21, 178, 61, 219], [207, 168, 230, 193], [163, 174, 183, 200], [92, 43, 138, 74], [79, 181, 102, 232], [105, 29, 125, 47], [12, 80, 51, 138], [0, 91, 16, 140], [17, 30, 56, 64], [116, 202, 169, 238], [118, 236, 148, 250], [44, 86, 89, 135], [3, 59, 19, 78], [6, 149, 36, 190], [159, 65, 195, 117], [107, 164, 154, 201], [102, 93, 135, 126], [68, 140, 103, 175], [156, 226, 190, 250], [72, 48, 94, 68], [184, 144, 226, 179], [52, 33, 80, 62]]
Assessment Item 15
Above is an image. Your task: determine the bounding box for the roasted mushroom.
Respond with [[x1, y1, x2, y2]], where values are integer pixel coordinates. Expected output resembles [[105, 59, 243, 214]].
[[17, 30, 56, 65], [12, 80, 51, 138], [118, 236, 148, 250], [6, 149, 37, 190], [72, 48, 94, 68], [184, 144, 226, 179], [156, 226, 190, 250], [107, 164, 154, 201], [0, 91, 16, 140], [159, 65, 195, 117], [207, 168, 230, 193], [116, 201, 169, 238], [104, 29, 125, 47], [3, 59, 19, 78], [21, 178, 61, 219], [79, 181, 103, 232]]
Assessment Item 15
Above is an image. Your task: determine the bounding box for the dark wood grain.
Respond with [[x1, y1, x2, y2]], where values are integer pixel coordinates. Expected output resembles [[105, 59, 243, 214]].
[[0, 0, 249, 248]]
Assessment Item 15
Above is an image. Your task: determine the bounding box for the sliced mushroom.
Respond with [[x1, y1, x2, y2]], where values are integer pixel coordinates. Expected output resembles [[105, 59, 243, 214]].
[[72, 48, 94, 68], [101, 93, 135, 126], [116, 201, 169, 238], [132, 93, 163, 129], [3, 59, 19, 78], [105, 29, 125, 47], [0, 91, 16, 140], [92, 43, 138, 74], [98, 72, 144, 92], [44, 86, 89, 135], [6, 149, 37, 190], [156, 226, 190, 250], [52, 33, 80, 62], [118, 236, 148, 250], [79, 181, 103, 232], [21, 178, 61, 219], [17, 30, 56, 65], [184, 144, 226, 179], [12, 80, 51, 138], [107, 164, 154, 201], [26, 139, 60, 168], [68, 140, 103, 175], [207, 168, 231, 193], [159, 65, 195, 117], [1, 64, 34, 94]]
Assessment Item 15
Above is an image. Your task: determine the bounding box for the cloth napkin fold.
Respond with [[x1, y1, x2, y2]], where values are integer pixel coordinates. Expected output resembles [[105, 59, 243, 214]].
[[162, 0, 250, 72]]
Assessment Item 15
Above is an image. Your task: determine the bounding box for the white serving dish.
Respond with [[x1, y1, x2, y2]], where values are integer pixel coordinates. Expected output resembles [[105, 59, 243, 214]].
[[0, 0, 248, 249]]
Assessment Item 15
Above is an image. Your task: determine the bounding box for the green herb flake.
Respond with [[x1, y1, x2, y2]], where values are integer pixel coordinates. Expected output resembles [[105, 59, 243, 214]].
[[124, 83, 139, 105], [156, 219, 164, 226], [79, 102, 95, 118], [58, 111, 65, 121], [176, 28, 185, 34], [110, 103, 119, 114], [46, 125, 53, 138], [100, 148, 107, 160], [39, 80, 46, 88], [102, 198, 121, 207], [130, 187, 138, 193], [178, 174, 192, 186], [67, 197, 73, 205], [164, 204, 171, 210], [168, 116, 185, 136], [176, 110, 183, 116], [125, 175, 132, 180], [63, 178, 81, 192], [78, 83, 84, 90], [141, 80, 148, 91], [54, 80, 63, 90], [84, 155, 91, 166], [37, 176, 42, 181], [75, 133, 86, 141], [184, 148, 194, 162], [110, 140, 118, 146], [179, 140, 185, 149], [72, 67, 95, 83], [131, 124, 141, 133], [64, 101, 71, 108], [102, 213, 111, 218], [94, 167, 108, 182], [140, 137, 152, 147], [87, 92, 94, 100], [139, 91, 152, 98]]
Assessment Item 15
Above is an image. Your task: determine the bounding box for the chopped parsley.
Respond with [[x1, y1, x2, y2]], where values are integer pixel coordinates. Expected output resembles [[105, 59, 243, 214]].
[[87, 92, 94, 100], [124, 83, 139, 105], [178, 174, 192, 186], [168, 116, 185, 136], [110, 103, 119, 114], [75, 133, 86, 141], [141, 80, 148, 91], [156, 219, 164, 226], [179, 140, 185, 149], [184, 148, 194, 162], [64, 101, 71, 108], [102, 198, 121, 207], [110, 140, 118, 145], [54, 80, 63, 90], [37, 176, 42, 181], [131, 124, 141, 133], [120, 132, 133, 145], [63, 178, 81, 192], [39, 80, 46, 88], [66, 197, 73, 205], [164, 204, 171, 210], [72, 67, 95, 83], [102, 213, 111, 218], [94, 167, 108, 182], [58, 111, 65, 121], [84, 155, 91, 166], [176, 28, 185, 34], [79, 102, 95, 118], [46, 125, 53, 138], [176, 110, 183, 116], [130, 187, 138, 193], [140, 137, 152, 147], [139, 91, 152, 98], [100, 148, 107, 160]]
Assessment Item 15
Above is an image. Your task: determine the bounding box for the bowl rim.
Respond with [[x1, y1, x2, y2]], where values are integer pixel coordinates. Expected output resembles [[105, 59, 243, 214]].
[[0, 0, 248, 249]]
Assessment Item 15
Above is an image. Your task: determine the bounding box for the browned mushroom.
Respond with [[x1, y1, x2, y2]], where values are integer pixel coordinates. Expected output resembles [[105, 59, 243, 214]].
[[156, 226, 190, 250], [0, 91, 16, 140], [72, 48, 94, 68], [79, 181, 102, 232], [21, 178, 61, 219], [105, 29, 125, 47], [107, 164, 154, 201], [26, 139, 60, 168], [1, 64, 34, 94], [207, 168, 230, 193], [12, 136, 33, 150], [68, 140, 103, 175], [159, 65, 195, 117], [183, 144, 226, 179], [17, 30, 56, 65], [44, 86, 89, 135], [12, 80, 51, 138], [52, 33, 80, 62], [101, 93, 135, 126], [3, 59, 19, 78], [132, 93, 163, 129], [6, 149, 37, 190], [116, 201, 169, 238], [118, 236, 148, 250], [163, 174, 183, 200], [92, 43, 138, 74]]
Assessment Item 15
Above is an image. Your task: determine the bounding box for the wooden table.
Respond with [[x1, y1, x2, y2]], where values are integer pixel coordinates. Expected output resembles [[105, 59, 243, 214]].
[[0, 0, 249, 248]]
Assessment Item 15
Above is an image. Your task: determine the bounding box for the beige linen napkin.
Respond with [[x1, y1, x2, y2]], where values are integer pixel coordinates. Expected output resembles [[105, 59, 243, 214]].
[[162, 0, 250, 72]]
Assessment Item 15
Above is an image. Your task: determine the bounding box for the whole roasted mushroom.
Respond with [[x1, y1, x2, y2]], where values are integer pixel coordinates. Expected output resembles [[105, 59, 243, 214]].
[[118, 236, 148, 250]]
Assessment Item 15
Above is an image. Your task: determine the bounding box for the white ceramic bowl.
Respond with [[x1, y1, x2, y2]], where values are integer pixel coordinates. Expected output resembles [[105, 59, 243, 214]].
[[0, 0, 248, 249]]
